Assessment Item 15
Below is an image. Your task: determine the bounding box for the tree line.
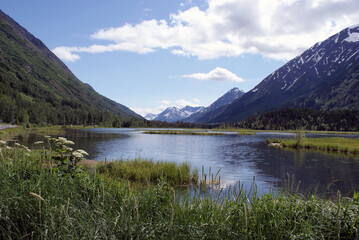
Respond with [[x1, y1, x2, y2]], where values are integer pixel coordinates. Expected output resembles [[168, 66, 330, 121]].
[[220, 108, 359, 131]]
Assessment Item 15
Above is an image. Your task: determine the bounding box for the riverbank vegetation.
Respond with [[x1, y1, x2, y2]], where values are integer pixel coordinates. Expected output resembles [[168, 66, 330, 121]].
[[267, 134, 359, 154], [143, 130, 226, 135], [1, 138, 359, 239], [142, 129, 256, 135]]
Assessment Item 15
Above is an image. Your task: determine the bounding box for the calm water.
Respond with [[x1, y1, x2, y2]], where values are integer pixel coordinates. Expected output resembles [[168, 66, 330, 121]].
[[17, 128, 359, 196]]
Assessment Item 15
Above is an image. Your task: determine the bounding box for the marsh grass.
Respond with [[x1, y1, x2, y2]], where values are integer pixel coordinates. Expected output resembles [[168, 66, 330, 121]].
[[95, 158, 198, 186], [267, 136, 359, 154], [1, 141, 359, 239]]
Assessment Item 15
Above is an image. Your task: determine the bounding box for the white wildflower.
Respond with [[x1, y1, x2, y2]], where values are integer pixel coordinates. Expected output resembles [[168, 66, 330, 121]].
[[15, 143, 21, 147], [63, 146, 73, 152], [0, 140, 6, 145], [72, 151, 83, 158], [65, 140, 75, 145], [76, 149, 89, 156], [34, 141, 44, 145], [56, 137, 68, 145], [44, 135, 51, 139]]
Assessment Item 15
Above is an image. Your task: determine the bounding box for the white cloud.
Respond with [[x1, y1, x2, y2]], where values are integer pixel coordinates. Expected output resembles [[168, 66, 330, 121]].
[[52, 47, 80, 62], [53, 0, 359, 62], [175, 99, 201, 108], [131, 105, 168, 117], [158, 100, 171, 105], [192, 98, 201, 104], [182, 67, 244, 82]]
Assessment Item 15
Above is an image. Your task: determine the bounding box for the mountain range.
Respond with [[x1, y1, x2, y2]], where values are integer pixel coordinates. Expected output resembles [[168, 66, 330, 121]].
[[146, 87, 244, 123], [145, 25, 359, 125], [147, 106, 205, 122], [206, 25, 359, 123], [0, 10, 141, 125]]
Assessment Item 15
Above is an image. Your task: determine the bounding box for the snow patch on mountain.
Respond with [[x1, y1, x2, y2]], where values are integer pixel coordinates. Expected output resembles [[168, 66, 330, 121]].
[[345, 32, 359, 42]]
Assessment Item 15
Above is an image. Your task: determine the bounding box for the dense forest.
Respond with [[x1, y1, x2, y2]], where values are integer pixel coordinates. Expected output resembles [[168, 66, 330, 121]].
[[220, 108, 359, 131]]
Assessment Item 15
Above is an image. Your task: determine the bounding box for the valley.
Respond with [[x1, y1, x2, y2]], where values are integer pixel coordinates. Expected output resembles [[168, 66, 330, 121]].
[[0, 5, 358, 239]]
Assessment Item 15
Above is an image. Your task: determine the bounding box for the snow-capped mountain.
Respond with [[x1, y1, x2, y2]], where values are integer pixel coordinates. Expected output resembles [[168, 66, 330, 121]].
[[183, 88, 244, 123], [144, 113, 158, 120], [153, 106, 204, 122], [208, 88, 245, 110], [210, 25, 359, 123]]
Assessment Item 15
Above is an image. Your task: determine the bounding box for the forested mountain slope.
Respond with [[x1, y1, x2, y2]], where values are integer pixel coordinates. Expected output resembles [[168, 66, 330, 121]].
[[0, 10, 141, 125]]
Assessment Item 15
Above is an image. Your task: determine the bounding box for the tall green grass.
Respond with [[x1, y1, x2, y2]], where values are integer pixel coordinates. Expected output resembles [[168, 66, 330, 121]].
[[267, 136, 359, 154], [95, 158, 198, 186], [1, 142, 359, 239]]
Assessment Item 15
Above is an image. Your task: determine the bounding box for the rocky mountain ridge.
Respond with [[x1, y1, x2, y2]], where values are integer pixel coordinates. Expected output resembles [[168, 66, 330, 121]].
[[210, 25, 359, 123], [183, 88, 245, 123]]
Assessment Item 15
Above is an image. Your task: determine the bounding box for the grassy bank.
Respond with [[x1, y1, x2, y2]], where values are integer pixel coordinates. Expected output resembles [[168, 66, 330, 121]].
[[267, 136, 359, 154], [1, 139, 359, 239], [142, 129, 255, 135], [143, 130, 226, 135]]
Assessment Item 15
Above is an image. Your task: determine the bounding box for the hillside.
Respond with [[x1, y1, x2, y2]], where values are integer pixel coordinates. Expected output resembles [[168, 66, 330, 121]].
[[210, 25, 359, 123], [0, 10, 141, 125]]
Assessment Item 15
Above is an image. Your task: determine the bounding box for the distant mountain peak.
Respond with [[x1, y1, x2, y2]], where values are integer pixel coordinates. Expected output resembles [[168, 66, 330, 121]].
[[208, 88, 244, 110], [144, 113, 158, 121], [152, 105, 204, 122], [182, 87, 245, 123], [228, 87, 241, 93]]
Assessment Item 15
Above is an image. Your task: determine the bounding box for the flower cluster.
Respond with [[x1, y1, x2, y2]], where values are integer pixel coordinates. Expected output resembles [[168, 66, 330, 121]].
[[44, 136, 88, 166]]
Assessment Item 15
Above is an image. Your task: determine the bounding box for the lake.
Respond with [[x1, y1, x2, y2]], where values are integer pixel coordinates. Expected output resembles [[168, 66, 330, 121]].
[[16, 128, 359, 196]]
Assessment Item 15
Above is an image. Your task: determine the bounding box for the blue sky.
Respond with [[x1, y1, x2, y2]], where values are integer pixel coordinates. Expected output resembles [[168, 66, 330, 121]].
[[1, 0, 359, 117]]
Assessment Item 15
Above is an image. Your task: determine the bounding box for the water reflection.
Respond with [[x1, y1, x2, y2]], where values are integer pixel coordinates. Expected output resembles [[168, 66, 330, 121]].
[[15, 128, 359, 196]]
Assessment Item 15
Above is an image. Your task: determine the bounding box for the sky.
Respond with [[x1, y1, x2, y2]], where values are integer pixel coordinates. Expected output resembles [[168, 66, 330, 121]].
[[1, 0, 359, 117]]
